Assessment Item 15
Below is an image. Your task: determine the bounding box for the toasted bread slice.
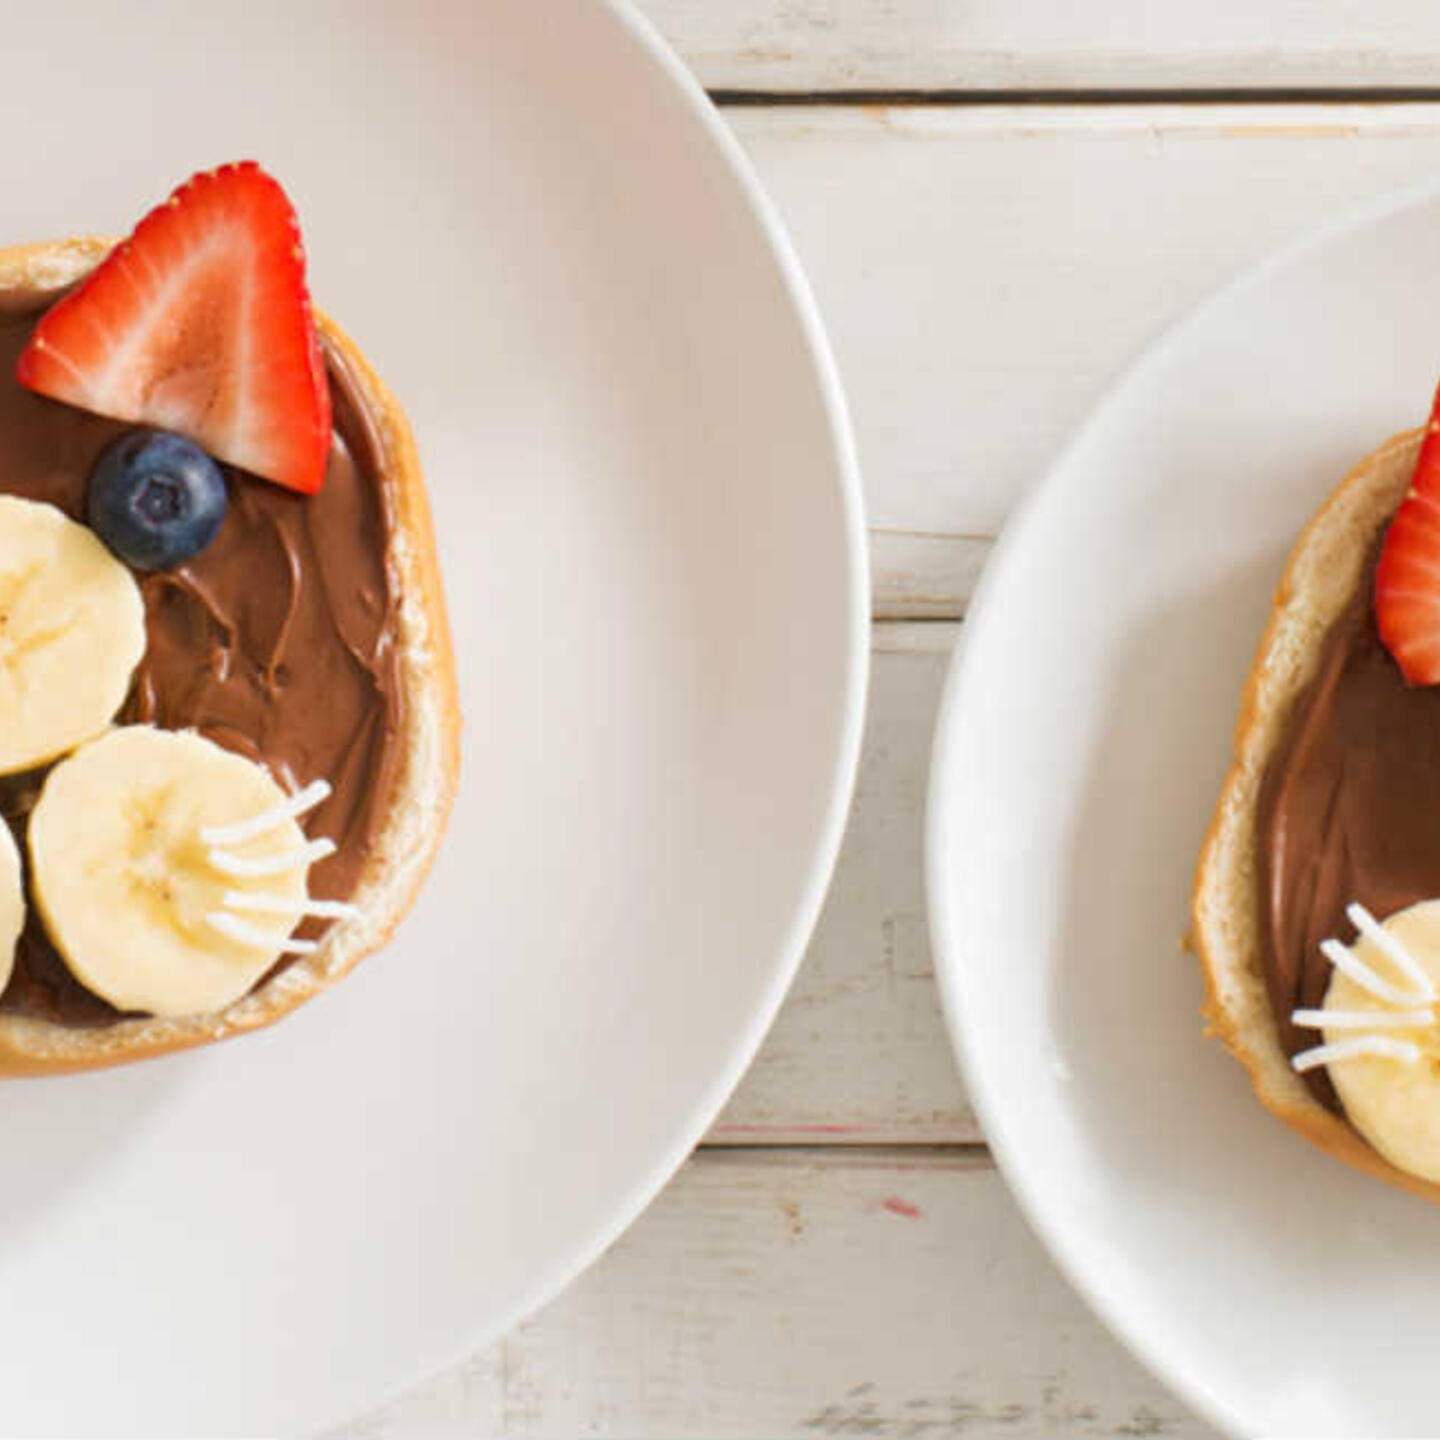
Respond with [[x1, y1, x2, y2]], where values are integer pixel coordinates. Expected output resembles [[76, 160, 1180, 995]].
[[0, 239, 460, 1074], [1188, 426, 1440, 1203]]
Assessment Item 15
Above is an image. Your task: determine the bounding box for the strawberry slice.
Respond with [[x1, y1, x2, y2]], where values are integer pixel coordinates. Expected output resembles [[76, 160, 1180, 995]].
[[15, 161, 331, 494], [1377, 380, 1440, 683]]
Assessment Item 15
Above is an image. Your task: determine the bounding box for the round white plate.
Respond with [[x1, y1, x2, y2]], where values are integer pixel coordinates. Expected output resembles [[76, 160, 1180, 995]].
[[928, 182, 1440, 1439], [0, 3, 866, 1433]]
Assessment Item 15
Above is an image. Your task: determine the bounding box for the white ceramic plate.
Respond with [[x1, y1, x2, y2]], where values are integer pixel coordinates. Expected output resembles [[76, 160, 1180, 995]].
[[0, 3, 866, 1433], [928, 182, 1440, 1439]]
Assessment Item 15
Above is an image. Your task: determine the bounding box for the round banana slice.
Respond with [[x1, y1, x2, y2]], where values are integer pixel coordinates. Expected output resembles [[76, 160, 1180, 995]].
[[0, 495, 145, 774], [1323, 900, 1440, 1182], [29, 726, 315, 1017], [0, 821, 25, 995]]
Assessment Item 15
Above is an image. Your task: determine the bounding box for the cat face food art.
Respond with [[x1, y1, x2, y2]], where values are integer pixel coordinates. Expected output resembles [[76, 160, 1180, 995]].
[[0, 163, 459, 1073], [1189, 371, 1440, 1203]]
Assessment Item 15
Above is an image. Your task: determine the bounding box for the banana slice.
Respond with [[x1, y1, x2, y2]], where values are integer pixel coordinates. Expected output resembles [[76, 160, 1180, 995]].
[[0, 495, 145, 775], [1320, 900, 1440, 1181], [0, 821, 25, 995], [29, 726, 318, 1017]]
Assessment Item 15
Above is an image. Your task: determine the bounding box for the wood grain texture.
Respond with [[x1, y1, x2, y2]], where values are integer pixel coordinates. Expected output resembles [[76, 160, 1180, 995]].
[[644, 0, 1440, 91], [342, 1148, 1213, 1438], [711, 626, 976, 1144], [738, 104, 1440, 542], [872, 532, 986, 620]]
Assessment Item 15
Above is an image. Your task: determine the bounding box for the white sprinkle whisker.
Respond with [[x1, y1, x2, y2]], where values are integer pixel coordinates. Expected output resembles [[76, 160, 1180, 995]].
[[1346, 902, 1437, 998], [223, 889, 359, 920], [1292, 1037, 1421, 1073], [201, 779, 332, 846], [208, 837, 335, 878], [207, 911, 318, 955], [1291, 1008, 1433, 1030], [1321, 938, 1430, 1007]]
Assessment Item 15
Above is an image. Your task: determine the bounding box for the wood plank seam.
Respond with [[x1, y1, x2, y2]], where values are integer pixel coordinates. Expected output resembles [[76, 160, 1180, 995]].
[[712, 86, 1440, 105], [691, 1142, 993, 1165]]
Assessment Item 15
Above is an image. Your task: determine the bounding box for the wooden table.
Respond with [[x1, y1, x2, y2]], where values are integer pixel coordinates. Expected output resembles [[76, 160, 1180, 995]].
[[342, 7, 1440, 1435]]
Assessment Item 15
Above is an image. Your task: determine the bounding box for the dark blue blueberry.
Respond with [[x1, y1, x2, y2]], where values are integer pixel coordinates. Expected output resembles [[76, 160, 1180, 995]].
[[87, 430, 227, 570]]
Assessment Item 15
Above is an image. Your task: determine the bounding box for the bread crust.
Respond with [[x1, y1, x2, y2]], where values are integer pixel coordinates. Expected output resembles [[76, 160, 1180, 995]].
[[1190, 425, 1440, 1204], [0, 238, 460, 1075]]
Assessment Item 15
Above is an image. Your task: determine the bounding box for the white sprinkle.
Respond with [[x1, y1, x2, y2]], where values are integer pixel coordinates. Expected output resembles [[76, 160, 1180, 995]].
[[1292, 1037, 1422, 1073], [223, 890, 359, 921], [208, 836, 335, 878], [1321, 938, 1431, 1007], [1292, 1008, 1433, 1030], [1345, 902, 1437, 998], [200, 779, 332, 846], [207, 911, 317, 955]]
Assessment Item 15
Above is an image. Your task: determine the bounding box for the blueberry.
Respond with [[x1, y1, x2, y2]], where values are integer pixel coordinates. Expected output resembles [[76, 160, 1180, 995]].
[[87, 430, 227, 570]]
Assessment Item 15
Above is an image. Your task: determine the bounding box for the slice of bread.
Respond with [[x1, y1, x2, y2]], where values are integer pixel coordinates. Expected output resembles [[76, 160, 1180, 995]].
[[1189, 425, 1440, 1204], [0, 239, 460, 1074]]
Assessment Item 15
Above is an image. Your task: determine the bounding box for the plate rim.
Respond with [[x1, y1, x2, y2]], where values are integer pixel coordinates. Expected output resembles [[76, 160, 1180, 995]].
[[924, 173, 1440, 1440], [356, 0, 871, 1422]]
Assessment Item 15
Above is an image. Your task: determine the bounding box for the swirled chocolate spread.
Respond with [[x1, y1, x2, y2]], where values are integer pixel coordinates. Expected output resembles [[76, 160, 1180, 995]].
[[1256, 545, 1440, 1107], [0, 289, 402, 1024]]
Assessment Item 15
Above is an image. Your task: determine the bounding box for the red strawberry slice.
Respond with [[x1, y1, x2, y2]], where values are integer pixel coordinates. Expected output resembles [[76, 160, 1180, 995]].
[[1377, 380, 1440, 683], [16, 161, 331, 494]]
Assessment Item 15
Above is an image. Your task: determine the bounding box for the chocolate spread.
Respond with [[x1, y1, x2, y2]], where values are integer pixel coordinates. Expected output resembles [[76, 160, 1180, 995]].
[[1256, 546, 1440, 1107], [0, 288, 403, 1025]]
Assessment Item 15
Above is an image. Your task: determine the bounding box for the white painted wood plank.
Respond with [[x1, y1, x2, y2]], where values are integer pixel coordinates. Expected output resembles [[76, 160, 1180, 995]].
[[735, 104, 1440, 541], [711, 625, 974, 1143], [342, 1149, 1213, 1438], [872, 531, 985, 619], [646, 0, 1440, 91]]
